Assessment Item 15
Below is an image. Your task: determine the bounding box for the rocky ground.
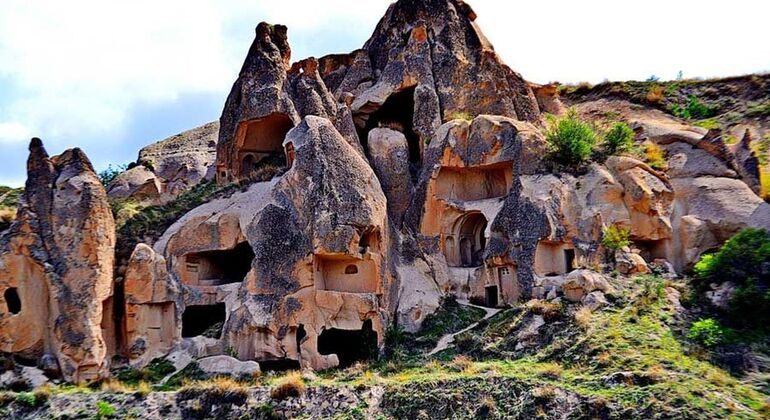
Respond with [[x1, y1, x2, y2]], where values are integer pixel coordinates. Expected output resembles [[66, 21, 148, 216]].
[[1, 276, 769, 419]]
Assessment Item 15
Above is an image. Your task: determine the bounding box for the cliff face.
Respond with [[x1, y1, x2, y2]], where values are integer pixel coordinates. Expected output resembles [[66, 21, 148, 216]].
[[1, 0, 770, 391], [0, 139, 115, 383]]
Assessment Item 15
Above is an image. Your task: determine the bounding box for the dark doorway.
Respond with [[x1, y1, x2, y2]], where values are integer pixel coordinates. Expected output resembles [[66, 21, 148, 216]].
[[459, 213, 488, 267], [181, 303, 226, 339], [242, 155, 256, 175], [358, 87, 421, 178], [564, 249, 576, 273], [184, 242, 255, 286], [4, 288, 20, 315], [485, 285, 499, 308], [317, 319, 378, 368], [296, 324, 306, 355], [259, 359, 301, 373]]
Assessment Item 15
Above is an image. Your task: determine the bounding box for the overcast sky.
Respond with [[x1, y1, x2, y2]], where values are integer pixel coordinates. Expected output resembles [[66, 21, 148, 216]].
[[1, 0, 768, 187]]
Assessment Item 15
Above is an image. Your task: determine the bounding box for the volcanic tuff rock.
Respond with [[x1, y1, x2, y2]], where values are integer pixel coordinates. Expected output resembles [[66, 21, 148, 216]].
[[0, 139, 115, 383], [108, 121, 219, 204], [2, 0, 770, 385]]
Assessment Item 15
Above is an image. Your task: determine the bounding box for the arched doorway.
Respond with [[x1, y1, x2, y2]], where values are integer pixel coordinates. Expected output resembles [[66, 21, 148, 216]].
[[458, 213, 487, 267], [242, 155, 256, 176]]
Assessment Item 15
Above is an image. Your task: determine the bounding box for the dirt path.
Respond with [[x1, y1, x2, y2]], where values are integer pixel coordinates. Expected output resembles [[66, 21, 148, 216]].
[[427, 300, 500, 356]]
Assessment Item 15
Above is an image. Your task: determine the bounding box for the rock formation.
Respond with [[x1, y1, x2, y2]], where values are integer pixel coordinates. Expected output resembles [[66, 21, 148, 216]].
[[2, 0, 770, 384], [0, 139, 115, 383], [108, 121, 219, 205]]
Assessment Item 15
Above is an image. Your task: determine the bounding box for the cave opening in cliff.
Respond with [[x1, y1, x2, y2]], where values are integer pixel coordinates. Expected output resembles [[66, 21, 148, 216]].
[[358, 87, 421, 170], [259, 359, 302, 373], [4, 288, 20, 315], [181, 303, 226, 339], [317, 319, 378, 368], [434, 163, 514, 202], [633, 239, 668, 262], [183, 242, 255, 286], [534, 242, 575, 276], [457, 212, 488, 267], [235, 113, 294, 178]]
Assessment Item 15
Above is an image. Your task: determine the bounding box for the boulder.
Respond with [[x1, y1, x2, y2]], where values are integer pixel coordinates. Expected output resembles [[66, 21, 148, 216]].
[[367, 128, 413, 225], [21, 366, 48, 389], [107, 165, 162, 204], [197, 355, 260, 378], [581, 291, 609, 311], [615, 250, 649, 275], [561, 270, 613, 302], [706, 281, 737, 310]]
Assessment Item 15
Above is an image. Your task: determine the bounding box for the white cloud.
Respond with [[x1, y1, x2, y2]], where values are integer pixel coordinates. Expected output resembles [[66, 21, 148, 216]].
[[0, 0, 768, 188], [0, 122, 32, 144]]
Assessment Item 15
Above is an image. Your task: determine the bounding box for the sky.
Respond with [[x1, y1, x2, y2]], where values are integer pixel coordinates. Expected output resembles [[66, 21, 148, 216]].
[[0, 0, 768, 187]]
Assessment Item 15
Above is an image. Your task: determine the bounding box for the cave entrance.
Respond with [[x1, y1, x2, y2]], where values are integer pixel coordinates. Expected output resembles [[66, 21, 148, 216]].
[[458, 213, 487, 267], [183, 242, 255, 286], [317, 319, 378, 368], [484, 285, 499, 308], [4, 288, 20, 315], [564, 249, 576, 273], [633, 239, 667, 262], [358, 87, 421, 174], [235, 113, 294, 178], [534, 242, 574, 276], [181, 303, 226, 339], [259, 359, 301, 373]]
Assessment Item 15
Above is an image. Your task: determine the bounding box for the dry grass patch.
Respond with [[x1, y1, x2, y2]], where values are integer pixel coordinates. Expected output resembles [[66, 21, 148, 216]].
[[574, 306, 593, 329], [269, 371, 305, 401]]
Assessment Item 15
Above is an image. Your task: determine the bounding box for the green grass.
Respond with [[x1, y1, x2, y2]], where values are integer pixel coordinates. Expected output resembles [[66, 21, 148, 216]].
[[746, 100, 770, 118], [694, 118, 721, 130]]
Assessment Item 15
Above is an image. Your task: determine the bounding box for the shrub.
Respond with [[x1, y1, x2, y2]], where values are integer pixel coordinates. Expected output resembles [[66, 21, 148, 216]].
[[14, 392, 37, 407], [688, 318, 729, 347], [643, 143, 667, 170], [574, 306, 593, 329], [602, 122, 635, 155], [601, 225, 631, 251], [646, 85, 664, 104], [96, 400, 116, 418], [98, 163, 128, 186], [746, 100, 770, 118], [670, 95, 716, 120], [694, 228, 770, 326], [270, 371, 305, 401], [545, 109, 597, 165]]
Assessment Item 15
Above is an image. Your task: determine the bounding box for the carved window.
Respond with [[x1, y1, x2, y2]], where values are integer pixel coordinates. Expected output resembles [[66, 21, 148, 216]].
[[4, 288, 20, 315], [344, 265, 359, 275]]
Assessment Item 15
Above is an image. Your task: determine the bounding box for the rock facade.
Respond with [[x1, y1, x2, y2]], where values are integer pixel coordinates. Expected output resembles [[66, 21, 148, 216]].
[[3, 0, 770, 384], [108, 121, 219, 204], [0, 139, 116, 383]]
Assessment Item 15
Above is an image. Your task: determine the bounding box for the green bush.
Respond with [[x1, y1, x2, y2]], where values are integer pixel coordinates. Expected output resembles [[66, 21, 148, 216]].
[[601, 225, 631, 250], [14, 392, 37, 407], [688, 318, 729, 348], [602, 122, 635, 155], [98, 164, 128, 186], [545, 109, 597, 165], [670, 95, 716, 120], [96, 400, 116, 419], [694, 228, 770, 326]]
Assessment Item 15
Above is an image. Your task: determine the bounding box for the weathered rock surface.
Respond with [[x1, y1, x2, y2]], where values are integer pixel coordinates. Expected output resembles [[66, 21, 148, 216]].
[[108, 121, 219, 204], [0, 139, 115, 383], [4, 0, 770, 389]]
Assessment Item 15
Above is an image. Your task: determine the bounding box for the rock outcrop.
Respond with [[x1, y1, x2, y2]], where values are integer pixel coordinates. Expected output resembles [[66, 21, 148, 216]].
[[4, 0, 770, 386], [0, 139, 116, 383], [108, 121, 219, 204]]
